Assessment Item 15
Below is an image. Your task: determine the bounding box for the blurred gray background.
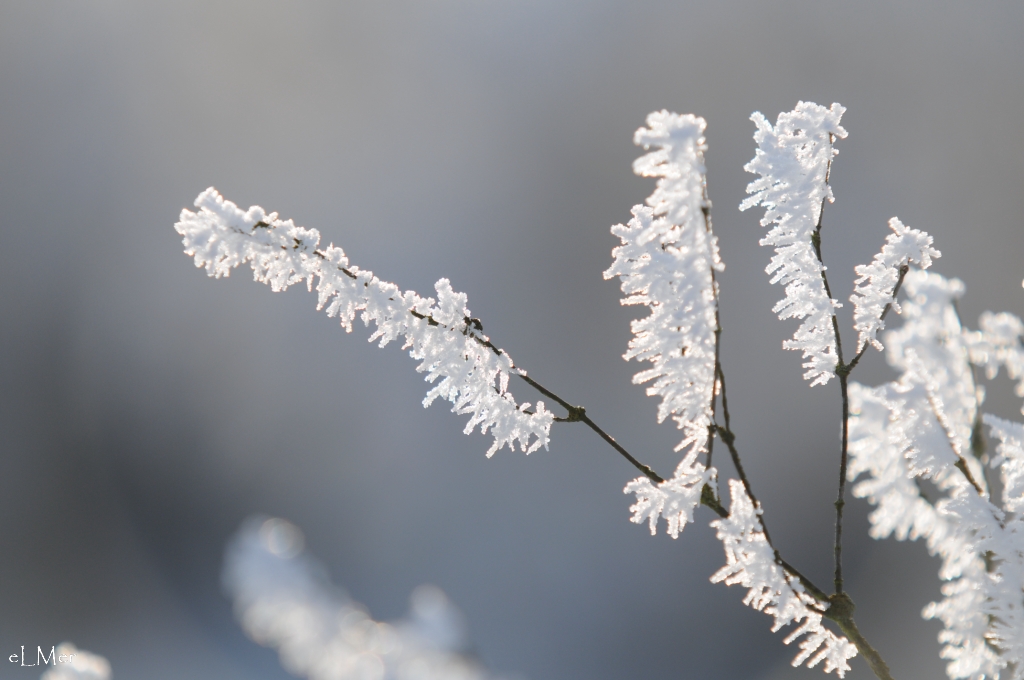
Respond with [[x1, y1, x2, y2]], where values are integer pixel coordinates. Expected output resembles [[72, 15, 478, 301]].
[[1, 1, 1022, 678]]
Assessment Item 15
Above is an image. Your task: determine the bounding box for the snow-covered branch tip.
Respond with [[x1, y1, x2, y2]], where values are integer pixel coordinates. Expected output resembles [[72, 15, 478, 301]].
[[966, 311, 1024, 414], [175, 188, 553, 457], [605, 111, 722, 455], [850, 268, 1024, 679], [223, 516, 512, 680], [605, 111, 721, 538], [741, 101, 847, 385], [851, 217, 940, 353], [711, 480, 857, 676]]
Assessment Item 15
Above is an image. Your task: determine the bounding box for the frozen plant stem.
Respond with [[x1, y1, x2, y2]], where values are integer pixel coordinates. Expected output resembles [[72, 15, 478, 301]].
[[715, 361, 894, 680], [805, 137, 853, 596], [513, 371, 665, 484], [412, 301, 668, 485]]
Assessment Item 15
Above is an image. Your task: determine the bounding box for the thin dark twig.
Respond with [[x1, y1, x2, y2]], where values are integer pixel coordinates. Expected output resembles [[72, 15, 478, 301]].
[[702, 198, 722, 478], [515, 372, 664, 484], [714, 364, 828, 603], [809, 134, 851, 595]]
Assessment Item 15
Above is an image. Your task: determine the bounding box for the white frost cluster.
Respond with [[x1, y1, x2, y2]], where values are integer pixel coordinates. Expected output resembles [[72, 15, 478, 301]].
[[741, 102, 847, 385], [851, 217, 940, 352], [615, 109, 857, 674], [966, 311, 1024, 414], [625, 449, 713, 538], [176, 188, 553, 457], [605, 112, 722, 454], [39, 644, 111, 680], [710, 480, 857, 676], [849, 270, 1024, 679], [223, 516, 509, 680], [606, 112, 721, 538]]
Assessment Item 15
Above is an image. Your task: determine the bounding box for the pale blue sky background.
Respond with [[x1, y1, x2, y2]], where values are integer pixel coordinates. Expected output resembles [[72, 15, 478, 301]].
[[1, 2, 1022, 679]]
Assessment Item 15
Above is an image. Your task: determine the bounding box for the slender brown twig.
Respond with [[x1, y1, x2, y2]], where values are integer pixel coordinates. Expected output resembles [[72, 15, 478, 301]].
[[808, 141, 851, 595]]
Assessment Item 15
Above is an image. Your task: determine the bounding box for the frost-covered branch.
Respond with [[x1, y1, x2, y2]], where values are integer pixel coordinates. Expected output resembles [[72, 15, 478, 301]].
[[965, 311, 1024, 414], [850, 269, 1024, 679], [610, 109, 875, 677], [176, 188, 554, 457], [606, 111, 721, 537], [223, 516, 510, 680], [606, 112, 722, 455], [740, 101, 847, 386], [851, 217, 940, 354], [711, 480, 858, 676]]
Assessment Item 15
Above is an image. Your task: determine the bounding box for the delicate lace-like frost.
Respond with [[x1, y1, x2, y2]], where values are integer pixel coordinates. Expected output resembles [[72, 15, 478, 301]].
[[223, 517, 505, 680], [740, 102, 847, 385], [850, 271, 1024, 679], [39, 644, 111, 680], [966, 311, 1024, 414], [851, 217, 940, 352], [176, 188, 553, 457], [985, 415, 1024, 514], [710, 480, 856, 676], [625, 450, 713, 538], [605, 112, 721, 456]]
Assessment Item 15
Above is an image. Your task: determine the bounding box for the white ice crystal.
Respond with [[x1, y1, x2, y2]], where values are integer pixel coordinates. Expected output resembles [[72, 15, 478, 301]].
[[966, 311, 1024, 414], [39, 644, 111, 680], [710, 480, 857, 676], [849, 270, 1024, 680], [176, 188, 553, 457], [223, 516, 508, 680], [605, 112, 722, 455], [885, 271, 986, 488], [985, 415, 1024, 514], [740, 102, 847, 385], [606, 112, 721, 537], [624, 449, 712, 538], [850, 217, 940, 353]]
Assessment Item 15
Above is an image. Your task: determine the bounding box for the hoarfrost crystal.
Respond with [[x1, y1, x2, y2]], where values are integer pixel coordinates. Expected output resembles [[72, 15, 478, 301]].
[[176, 188, 553, 457], [965, 311, 1024, 414], [850, 217, 940, 352], [741, 102, 847, 385], [607, 111, 721, 537], [850, 270, 1024, 679], [625, 450, 712, 538], [606, 112, 721, 454], [710, 480, 856, 676]]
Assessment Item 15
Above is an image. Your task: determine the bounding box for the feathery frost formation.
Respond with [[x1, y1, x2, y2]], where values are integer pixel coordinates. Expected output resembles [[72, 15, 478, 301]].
[[711, 480, 857, 676], [741, 102, 847, 385], [176, 188, 553, 457], [39, 644, 111, 680], [613, 110, 859, 674], [625, 449, 713, 538], [850, 217, 940, 352], [224, 516, 508, 680], [606, 112, 722, 454], [849, 270, 1024, 680], [606, 112, 721, 538], [966, 311, 1024, 414]]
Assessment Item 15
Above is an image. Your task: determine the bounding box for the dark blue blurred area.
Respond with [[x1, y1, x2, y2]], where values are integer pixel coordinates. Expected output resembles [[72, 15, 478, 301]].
[[1, 2, 1022, 678]]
